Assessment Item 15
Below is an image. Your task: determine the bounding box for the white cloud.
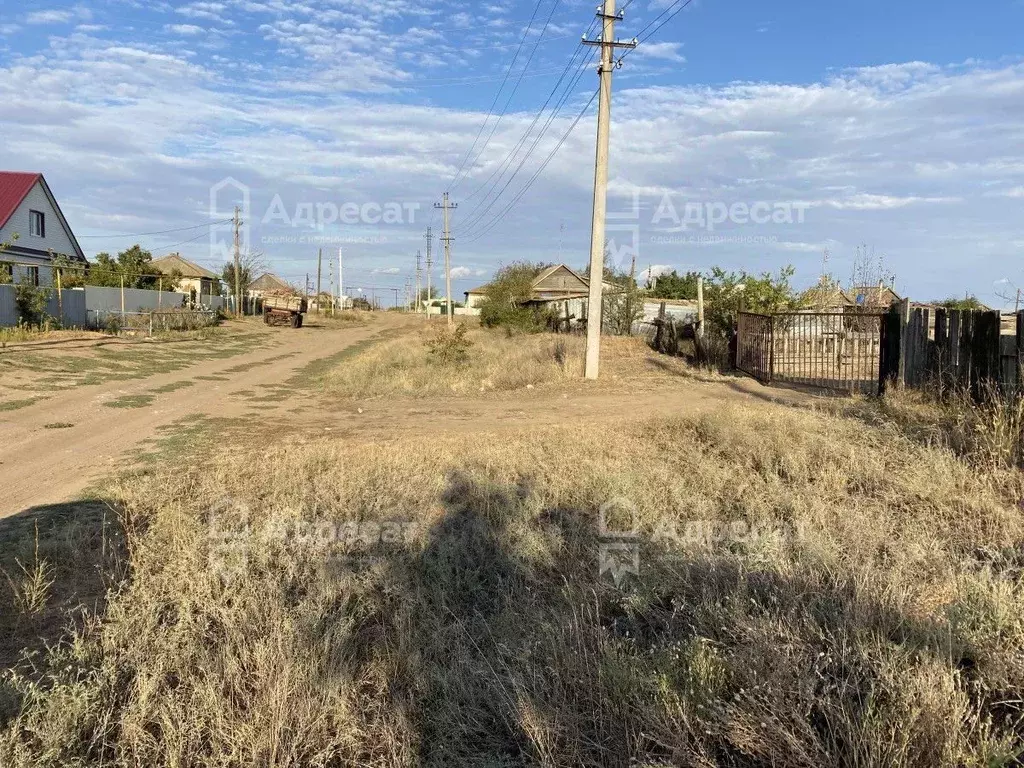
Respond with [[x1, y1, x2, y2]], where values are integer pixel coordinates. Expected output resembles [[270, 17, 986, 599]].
[[26, 7, 90, 25], [165, 24, 205, 36], [0, 11, 1022, 302], [634, 42, 686, 64], [450, 266, 474, 278]]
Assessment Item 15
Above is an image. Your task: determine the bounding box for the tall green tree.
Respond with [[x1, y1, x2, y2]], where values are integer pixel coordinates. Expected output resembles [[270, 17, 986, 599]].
[[648, 269, 701, 300], [85, 245, 157, 289]]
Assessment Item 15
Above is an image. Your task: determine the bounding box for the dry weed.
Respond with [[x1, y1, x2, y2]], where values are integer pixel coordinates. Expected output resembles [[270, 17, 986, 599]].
[[3, 398, 1023, 766]]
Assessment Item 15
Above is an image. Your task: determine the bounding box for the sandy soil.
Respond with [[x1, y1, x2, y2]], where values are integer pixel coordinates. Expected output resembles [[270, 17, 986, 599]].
[[0, 317, 388, 516], [0, 315, 817, 517]]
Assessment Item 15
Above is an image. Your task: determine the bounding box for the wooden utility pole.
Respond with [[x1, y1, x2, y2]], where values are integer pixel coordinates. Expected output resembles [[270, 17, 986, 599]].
[[424, 227, 433, 319], [233, 205, 242, 316], [434, 194, 457, 325], [315, 248, 323, 314], [582, 0, 635, 379]]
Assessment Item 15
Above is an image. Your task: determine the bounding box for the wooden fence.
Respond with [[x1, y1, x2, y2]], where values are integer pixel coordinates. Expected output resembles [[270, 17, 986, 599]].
[[881, 301, 1023, 398]]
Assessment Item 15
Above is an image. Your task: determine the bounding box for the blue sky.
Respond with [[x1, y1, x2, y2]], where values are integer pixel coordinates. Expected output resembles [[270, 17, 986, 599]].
[[0, 0, 1022, 304]]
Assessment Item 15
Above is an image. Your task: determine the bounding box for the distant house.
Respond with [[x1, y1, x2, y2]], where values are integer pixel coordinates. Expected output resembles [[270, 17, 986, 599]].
[[0, 171, 86, 287], [463, 264, 615, 317], [151, 253, 220, 303], [849, 284, 901, 308], [247, 272, 295, 300]]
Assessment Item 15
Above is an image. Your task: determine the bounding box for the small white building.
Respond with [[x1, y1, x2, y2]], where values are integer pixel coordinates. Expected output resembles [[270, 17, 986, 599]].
[[0, 172, 87, 286]]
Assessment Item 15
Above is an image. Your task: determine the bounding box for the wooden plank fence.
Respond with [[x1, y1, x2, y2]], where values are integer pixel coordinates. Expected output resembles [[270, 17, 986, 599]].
[[881, 300, 1023, 398]]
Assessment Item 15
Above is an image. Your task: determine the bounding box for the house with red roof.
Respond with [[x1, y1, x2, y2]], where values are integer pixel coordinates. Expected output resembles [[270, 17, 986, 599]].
[[0, 172, 86, 287]]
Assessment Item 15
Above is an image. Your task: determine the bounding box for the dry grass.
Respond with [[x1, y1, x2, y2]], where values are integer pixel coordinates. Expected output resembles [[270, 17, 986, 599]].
[[322, 323, 587, 398], [3, 394, 1023, 766], [848, 383, 1024, 473]]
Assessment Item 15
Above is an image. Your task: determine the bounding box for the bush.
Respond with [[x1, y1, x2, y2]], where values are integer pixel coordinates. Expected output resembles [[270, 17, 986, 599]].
[[104, 314, 123, 335], [14, 282, 51, 327], [425, 324, 473, 365]]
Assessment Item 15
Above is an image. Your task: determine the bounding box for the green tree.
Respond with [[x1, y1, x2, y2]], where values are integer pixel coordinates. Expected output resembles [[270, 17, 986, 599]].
[[648, 269, 701, 300], [478, 261, 554, 332], [702, 265, 798, 338], [936, 296, 987, 311], [85, 245, 157, 289], [51, 253, 85, 288]]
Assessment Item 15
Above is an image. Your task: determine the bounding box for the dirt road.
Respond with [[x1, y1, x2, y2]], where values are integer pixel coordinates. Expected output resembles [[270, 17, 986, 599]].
[[1, 315, 818, 518], [0, 317, 391, 517]]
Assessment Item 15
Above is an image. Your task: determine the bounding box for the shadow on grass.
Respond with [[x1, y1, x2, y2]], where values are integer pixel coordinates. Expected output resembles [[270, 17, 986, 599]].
[[0, 499, 126, 723]]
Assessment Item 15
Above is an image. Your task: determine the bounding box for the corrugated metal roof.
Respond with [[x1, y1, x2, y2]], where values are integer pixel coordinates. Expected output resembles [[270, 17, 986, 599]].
[[0, 172, 41, 230]]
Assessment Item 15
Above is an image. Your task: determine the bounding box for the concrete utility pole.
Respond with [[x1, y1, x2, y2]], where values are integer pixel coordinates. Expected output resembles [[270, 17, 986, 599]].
[[315, 247, 323, 314], [424, 227, 433, 319], [233, 205, 242, 316], [582, 0, 636, 379], [338, 248, 344, 311], [434, 194, 457, 326], [415, 250, 422, 313], [390, 287, 400, 309], [328, 249, 335, 315]]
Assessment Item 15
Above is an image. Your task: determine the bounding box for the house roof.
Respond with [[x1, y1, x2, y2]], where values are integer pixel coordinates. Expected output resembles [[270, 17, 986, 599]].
[[850, 285, 901, 306], [465, 264, 615, 297], [249, 272, 294, 292], [0, 172, 41, 230], [0, 171, 86, 261], [151, 253, 218, 280]]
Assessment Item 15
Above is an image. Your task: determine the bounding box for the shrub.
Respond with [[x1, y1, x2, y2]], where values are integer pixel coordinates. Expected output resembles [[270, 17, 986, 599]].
[[425, 324, 473, 365], [14, 282, 51, 327]]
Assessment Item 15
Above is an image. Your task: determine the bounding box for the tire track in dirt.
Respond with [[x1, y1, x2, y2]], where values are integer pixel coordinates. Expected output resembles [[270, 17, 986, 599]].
[[0, 317, 404, 517]]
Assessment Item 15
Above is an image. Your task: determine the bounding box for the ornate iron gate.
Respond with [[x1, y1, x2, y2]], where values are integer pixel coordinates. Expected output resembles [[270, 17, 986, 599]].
[[737, 311, 885, 394]]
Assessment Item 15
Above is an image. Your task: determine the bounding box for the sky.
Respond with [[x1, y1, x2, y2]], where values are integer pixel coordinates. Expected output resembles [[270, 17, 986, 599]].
[[0, 0, 1022, 305]]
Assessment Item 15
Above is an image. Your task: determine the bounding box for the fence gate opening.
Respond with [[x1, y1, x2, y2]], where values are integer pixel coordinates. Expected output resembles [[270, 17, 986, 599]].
[[736, 312, 773, 383], [737, 311, 885, 394]]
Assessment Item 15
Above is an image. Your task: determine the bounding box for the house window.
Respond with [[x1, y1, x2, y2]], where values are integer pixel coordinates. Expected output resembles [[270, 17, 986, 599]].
[[29, 210, 45, 238], [26, 266, 40, 286]]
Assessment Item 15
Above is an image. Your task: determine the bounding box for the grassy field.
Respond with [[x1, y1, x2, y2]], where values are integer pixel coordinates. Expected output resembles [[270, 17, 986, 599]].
[[321, 322, 668, 399], [1, 328, 1023, 766]]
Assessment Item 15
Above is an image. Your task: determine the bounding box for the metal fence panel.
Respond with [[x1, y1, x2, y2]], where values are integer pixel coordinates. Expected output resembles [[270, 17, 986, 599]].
[[0, 284, 15, 326], [770, 311, 884, 394], [0, 284, 88, 328], [737, 312, 773, 383], [84, 286, 189, 313]]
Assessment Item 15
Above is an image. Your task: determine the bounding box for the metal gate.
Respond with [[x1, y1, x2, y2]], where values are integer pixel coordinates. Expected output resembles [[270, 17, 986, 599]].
[[737, 311, 885, 394], [737, 312, 773, 383]]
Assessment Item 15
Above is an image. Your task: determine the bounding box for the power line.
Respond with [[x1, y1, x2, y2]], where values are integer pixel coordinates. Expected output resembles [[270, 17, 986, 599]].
[[460, 23, 598, 208], [76, 219, 232, 238], [620, 0, 695, 61], [450, 0, 564, 194], [459, 44, 598, 238], [445, 0, 550, 194], [463, 87, 599, 244]]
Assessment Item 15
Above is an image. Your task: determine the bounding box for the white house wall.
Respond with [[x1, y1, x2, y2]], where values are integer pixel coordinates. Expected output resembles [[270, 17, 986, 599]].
[[0, 180, 80, 262]]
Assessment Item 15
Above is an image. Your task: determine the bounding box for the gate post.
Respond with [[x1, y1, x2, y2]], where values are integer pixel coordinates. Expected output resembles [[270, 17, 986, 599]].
[[767, 315, 775, 384]]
